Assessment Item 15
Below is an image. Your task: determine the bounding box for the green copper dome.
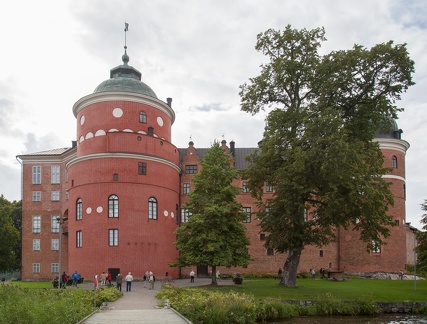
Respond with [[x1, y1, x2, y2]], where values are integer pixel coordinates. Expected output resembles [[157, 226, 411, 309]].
[[374, 117, 402, 139], [93, 52, 157, 98]]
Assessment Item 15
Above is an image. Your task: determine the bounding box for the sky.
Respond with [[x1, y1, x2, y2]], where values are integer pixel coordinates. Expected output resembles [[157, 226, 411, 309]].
[[0, 0, 426, 228]]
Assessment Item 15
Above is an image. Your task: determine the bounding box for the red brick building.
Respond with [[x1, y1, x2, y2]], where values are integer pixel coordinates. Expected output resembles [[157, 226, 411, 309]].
[[17, 52, 415, 281]]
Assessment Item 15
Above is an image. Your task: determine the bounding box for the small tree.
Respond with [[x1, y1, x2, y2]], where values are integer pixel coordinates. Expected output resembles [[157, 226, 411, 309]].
[[240, 26, 414, 286], [0, 196, 20, 272], [416, 200, 427, 273], [172, 141, 250, 285]]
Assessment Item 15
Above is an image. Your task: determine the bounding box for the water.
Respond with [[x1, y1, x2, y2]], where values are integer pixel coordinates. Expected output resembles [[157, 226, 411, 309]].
[[273, 314, 427, 323]]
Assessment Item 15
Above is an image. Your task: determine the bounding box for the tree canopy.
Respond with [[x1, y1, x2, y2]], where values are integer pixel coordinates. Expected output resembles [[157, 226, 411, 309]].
[[171, 141, 250, 285], [239, 26, 415, 286], [0, 196, 20, 272], [416, 200, 427, 273]]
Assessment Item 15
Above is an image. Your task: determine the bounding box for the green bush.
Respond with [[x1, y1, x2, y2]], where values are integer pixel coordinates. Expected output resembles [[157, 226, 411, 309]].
[[157, 284, 257, 323], [95, 286, 123, 307]]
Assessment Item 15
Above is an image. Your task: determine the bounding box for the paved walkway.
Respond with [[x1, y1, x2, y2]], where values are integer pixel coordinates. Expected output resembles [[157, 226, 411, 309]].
[[79, 278, 234, 323]]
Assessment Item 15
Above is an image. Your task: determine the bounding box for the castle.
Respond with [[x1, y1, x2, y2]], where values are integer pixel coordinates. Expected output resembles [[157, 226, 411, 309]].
[[17, 47, 416, 281]]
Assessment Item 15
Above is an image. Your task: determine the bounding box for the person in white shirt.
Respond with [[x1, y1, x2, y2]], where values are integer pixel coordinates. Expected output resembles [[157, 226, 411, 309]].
[[125, 272, 133, 292], [190, 270, 195, 283]]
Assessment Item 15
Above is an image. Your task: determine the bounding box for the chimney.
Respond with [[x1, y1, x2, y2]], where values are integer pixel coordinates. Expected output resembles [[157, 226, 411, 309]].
[[167, 97, 172, 107], [230, 140, 235, 157], [72, 141, 77, 148]]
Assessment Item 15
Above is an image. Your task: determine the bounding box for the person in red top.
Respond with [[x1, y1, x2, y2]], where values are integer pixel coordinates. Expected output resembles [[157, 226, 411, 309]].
[[107, 272, 112, 285], [61, 272, 68, 289]]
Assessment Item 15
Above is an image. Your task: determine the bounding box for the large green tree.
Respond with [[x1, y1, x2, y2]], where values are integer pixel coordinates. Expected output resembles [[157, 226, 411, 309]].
[[172, 141, 250, 285], [0, 196, 20, 272], [240, 26, 415, 287], [416, 200, 427, 273]]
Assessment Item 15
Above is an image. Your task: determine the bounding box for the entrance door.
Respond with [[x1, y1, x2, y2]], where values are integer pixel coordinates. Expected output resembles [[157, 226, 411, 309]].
[[196, 265, 209, 278]]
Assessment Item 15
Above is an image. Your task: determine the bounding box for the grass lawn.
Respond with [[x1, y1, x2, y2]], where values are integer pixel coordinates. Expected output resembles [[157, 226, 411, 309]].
[[205, 278, 427, 302]]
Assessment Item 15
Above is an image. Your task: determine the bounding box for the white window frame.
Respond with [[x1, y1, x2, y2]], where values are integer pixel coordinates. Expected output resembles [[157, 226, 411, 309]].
[[51, 191, 60, 201], [32, 263, 40, 273], [242, 207, 251, 223], [33, 239, 40, 251], [32, 166, 41, 184], [76, 231, 82, 248], [109, 229, 119, 246], [32, 216, 41, 233], [51, 239, 59, 250], [51, 263, 59, 273], [51, 216, 60, 233], [32, 191, 41, 202], [51, 165, 60, 184]]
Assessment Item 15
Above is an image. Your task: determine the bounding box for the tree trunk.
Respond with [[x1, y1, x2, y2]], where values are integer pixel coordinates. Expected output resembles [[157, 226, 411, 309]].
[[211, 265, 218, 286], [280, 247, 302, 287]]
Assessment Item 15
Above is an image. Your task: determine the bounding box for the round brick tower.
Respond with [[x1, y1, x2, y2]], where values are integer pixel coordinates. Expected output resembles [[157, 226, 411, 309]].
[[66, 50, 180, 280], [338, 118, 410, 272]]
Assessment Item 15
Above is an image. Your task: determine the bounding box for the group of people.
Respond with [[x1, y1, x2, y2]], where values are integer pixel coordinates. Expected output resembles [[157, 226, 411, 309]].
[[60, 271, 81, 288], [143, 271, 155, 290]]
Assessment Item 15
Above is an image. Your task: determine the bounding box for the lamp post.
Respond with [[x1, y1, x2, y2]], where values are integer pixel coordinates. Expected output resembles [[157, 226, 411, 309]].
[[57, 217, 62, 290]]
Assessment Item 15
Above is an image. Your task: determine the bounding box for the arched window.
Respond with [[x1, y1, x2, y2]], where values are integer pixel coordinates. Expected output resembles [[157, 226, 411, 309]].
[[76, 198, 82, 220], [139, 111, 147, 123], [148, 197, 157, 220], [392, 156, 398, 168], [108, 195, 119, 218]]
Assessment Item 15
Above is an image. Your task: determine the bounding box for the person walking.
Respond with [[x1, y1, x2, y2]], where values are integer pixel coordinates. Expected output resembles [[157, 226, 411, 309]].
[[61, 272, 68, 288], [116, 273, 123, 291], [106, 272, 112, 286], [100, 272, 107, 286], [148, 271, 155, 290], [143, 271, 149, 288], [71, 271, 80, 287], [190, 270, 195, 283], [125, 272, 133, 292]]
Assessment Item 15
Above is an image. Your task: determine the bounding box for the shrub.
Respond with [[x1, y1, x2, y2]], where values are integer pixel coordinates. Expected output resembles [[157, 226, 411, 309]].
[[95, 286, 123, 307]]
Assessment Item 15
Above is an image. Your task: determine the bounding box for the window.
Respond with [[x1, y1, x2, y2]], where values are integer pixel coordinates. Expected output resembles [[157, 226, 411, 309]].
[[138, 162, 147, 175], [395, 219, 400, 226], [185, 165, 198, 174], [65, 190, 69, 200], [372, 240, 381, 254], [32, 191, 41, 201], [32, 263, 40, 273], [267, 248, 274, 256], [242, 182, 250, 193], [51, 165, 60, 184], [109, 229, 119, 246], [52, 239, 59, 250], [242, 207, 251, 223], [51, 191, 60, 201], [32, 166, 41, 184], [320, 250, 324, 257], [76, 198, 82, 220], [303, 208, 308, 222], [51, 216, 60, 233], [108, 195, 119, 218], [392, 156, 398, 168], [51, 263, 59, 273], [181, 208, 191, 223], [148, 197, 158, 220], [33, 239, 40, 251], [139, 111, 147, 123], [260, 233, 266, 241], [148, 127, 154, 136], [113, 173, 119, 181], [76, 231, 82, 248], [265, 182, 273, 192], [32, 216, 41, 233], [183, 183, 190, 195]]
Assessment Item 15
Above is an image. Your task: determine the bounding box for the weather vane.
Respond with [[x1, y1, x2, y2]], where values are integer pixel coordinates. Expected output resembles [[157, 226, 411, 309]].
[[124, 22, 129, 52]]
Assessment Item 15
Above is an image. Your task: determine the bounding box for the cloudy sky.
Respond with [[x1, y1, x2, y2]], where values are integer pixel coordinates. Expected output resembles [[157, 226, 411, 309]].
[[1, 0, 426, 228]]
